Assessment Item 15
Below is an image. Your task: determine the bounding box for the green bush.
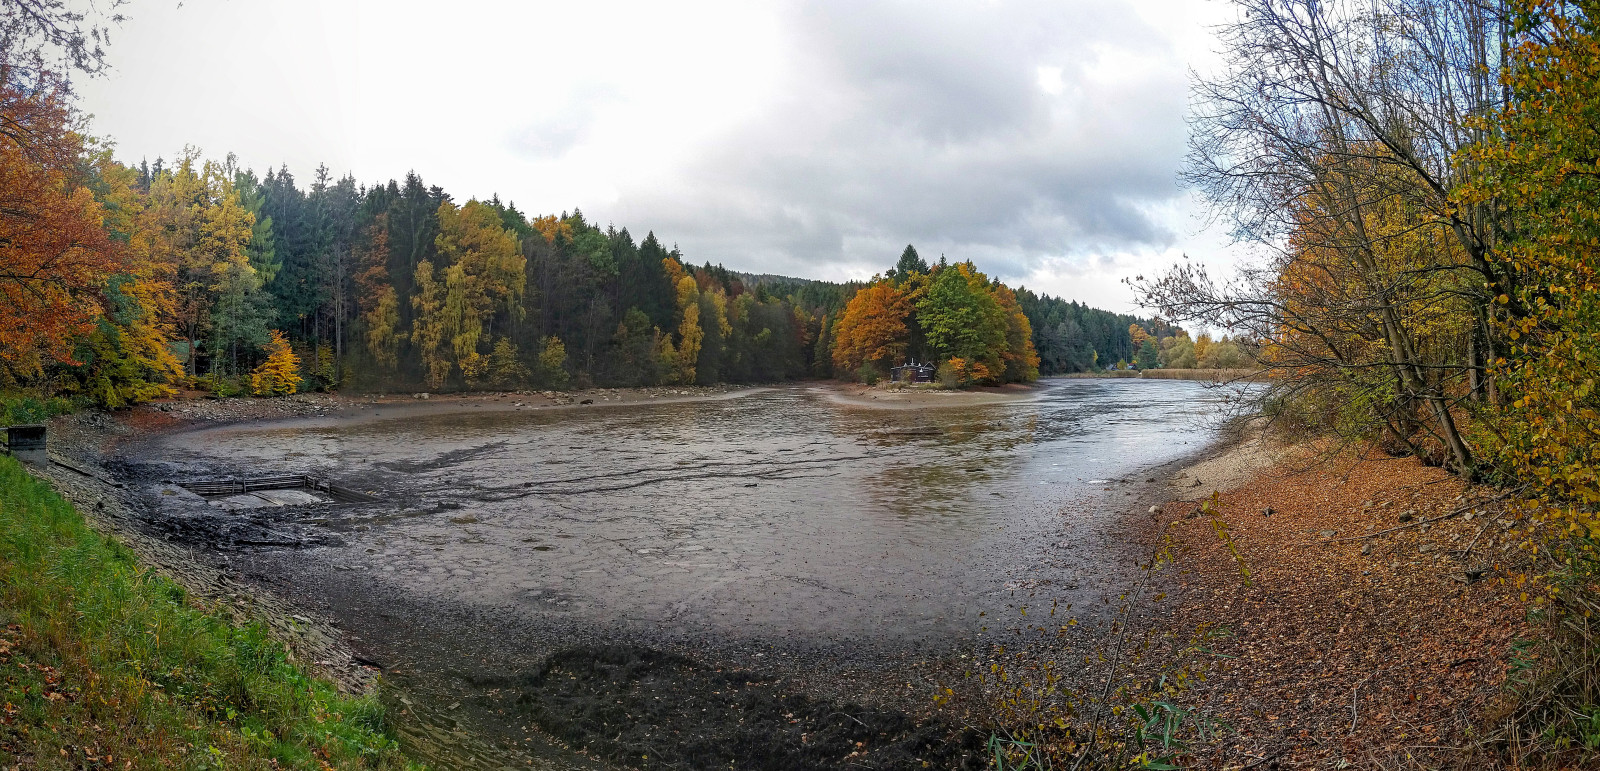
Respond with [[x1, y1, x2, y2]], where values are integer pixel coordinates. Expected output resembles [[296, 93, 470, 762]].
[[856, 362, 884, 385], [0, 394, 75, 426], [193, 372, 247, 398]]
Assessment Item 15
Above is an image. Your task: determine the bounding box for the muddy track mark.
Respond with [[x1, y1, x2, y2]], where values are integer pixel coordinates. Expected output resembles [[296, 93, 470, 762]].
[[376, 441, 512, 474], [511, 454, 872, 488], [456, 456, 865, 499], [470, 645, 983, 771]]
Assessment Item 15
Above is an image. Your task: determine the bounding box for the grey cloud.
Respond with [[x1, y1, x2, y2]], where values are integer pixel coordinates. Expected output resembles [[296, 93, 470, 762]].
[[608, 0, 1189, 283], [507, 84, 623, 158]]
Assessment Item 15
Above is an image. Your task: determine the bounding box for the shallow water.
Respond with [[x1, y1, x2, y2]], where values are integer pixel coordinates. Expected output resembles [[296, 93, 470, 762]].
[[151, 379, 1235, 648]]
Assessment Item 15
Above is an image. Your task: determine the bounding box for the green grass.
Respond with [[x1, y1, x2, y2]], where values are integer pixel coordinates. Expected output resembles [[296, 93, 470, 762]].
[[0, 454, 418, 770]]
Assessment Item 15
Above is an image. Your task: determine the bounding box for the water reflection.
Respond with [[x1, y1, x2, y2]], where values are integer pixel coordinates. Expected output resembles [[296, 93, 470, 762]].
[[156, 379, 1234, 645]]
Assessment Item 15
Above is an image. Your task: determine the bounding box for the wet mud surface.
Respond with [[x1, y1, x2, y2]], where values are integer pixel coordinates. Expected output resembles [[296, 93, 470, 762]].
[[101, 381, 1234, 768], [483, 645, 985, 770]]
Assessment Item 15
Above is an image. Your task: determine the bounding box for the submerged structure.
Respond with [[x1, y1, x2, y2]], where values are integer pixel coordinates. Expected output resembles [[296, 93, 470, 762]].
[[1, 424, 47, 465]]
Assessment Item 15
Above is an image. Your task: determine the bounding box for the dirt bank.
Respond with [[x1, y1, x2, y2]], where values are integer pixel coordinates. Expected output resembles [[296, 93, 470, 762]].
[[1156, 439, 1528, 768]]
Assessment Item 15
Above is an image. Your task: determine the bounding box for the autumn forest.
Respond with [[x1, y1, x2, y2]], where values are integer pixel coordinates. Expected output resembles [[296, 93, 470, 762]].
[[12, 0, 1600, 767], [1, 98, 1180, 405]]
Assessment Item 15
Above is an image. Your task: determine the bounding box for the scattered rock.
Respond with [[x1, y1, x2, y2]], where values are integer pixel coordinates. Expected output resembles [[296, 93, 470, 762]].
[[1319, 530, 1337, 538], [1360, 544, 1371, 555], [1398, 511, 1415, 523], [580, 399, 594, 405], [1148, 505, 1162, 514], [1262, 507, 1274, 517]]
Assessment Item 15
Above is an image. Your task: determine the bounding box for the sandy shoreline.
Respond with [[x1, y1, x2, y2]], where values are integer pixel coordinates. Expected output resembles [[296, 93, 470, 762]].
[[1165, 416, 1287, 501], [819, 381, 1043, 409]]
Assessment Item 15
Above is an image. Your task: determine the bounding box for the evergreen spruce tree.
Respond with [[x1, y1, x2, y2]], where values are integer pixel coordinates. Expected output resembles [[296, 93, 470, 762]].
[[890, 244, 928, 283]]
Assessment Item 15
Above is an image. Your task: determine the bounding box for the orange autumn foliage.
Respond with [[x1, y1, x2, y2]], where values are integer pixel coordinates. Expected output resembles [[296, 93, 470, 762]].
[[0, 76, 122, 378], [831, 280, 912, 373], [531, 214, 572, 244]]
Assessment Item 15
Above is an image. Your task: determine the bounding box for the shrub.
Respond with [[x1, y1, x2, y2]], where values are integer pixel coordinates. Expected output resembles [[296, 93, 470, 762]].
[[0, 394, 75, 425], [193, 372, 247, 398]]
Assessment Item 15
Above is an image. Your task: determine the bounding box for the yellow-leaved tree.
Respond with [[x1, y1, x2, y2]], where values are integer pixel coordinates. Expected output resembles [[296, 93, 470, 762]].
[[412, 199, 524, 389], [536, 336, 569, 389], [250, 330, 302, 396], [1456, 0, 1600, 530], [672, 274, 702, 385]]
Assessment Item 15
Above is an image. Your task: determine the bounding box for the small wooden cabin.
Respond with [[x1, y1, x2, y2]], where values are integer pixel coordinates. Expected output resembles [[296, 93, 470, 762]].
[[890, 362, 936, 383]]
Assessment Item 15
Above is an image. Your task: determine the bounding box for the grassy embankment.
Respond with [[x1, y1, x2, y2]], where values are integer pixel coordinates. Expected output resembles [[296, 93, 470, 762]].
[[0, 453, 416, 769]]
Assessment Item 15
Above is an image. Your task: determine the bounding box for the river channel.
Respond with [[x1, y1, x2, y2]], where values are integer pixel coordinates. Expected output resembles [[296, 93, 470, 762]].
[[125, 379, 1236, 767]]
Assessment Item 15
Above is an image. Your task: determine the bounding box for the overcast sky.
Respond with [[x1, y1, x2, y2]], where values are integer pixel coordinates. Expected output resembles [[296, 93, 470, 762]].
[[76, 0, 1237, 314]]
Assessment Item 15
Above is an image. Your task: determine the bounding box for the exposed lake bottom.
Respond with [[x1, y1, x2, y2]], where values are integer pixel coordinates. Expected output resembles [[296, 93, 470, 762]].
[[117, 380, 1233, 768]]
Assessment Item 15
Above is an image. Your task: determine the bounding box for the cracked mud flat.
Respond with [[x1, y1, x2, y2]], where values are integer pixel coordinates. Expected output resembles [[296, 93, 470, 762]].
[[106, 380, 1239, 768]]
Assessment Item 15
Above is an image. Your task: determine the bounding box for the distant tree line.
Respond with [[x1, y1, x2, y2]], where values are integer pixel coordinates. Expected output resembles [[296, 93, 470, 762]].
[[3, 135, 1171, 401]]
